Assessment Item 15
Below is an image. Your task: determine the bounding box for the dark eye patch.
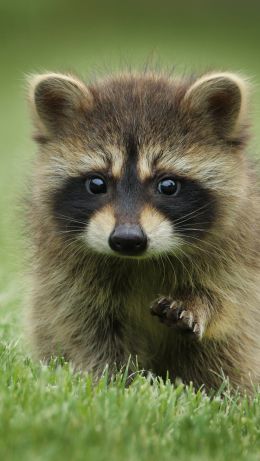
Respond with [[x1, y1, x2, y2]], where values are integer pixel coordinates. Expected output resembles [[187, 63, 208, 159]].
[[153, 178, 217, 240], [51, 176, 110, 234], [50, 167, 217, 245]]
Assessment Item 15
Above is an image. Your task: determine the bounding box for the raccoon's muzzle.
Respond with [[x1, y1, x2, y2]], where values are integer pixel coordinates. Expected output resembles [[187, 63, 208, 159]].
[[109, 224, 147, 256]]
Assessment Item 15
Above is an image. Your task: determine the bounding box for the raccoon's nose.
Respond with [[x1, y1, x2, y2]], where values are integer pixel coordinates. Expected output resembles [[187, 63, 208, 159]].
[[109, 225, 147, 255]]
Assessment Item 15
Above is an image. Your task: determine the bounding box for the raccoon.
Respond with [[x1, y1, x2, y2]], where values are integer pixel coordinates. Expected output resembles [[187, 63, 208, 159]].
[[26, 69, 260, 391]]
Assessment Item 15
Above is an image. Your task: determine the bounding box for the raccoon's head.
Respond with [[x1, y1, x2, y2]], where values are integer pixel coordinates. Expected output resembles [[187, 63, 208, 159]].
[[28, 70, 249, 259]]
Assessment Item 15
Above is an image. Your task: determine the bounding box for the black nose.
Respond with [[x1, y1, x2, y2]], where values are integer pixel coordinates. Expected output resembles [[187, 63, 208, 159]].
[[109, 225, 147, 255]]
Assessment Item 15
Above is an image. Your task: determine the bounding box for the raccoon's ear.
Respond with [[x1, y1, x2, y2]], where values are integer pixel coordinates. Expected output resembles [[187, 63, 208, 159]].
[[27, 72, 93, 137], [183, 72, 249, 141]]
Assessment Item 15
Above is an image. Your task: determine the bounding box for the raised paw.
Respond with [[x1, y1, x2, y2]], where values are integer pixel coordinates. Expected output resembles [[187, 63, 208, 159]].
[[150, 297, 204, 339]]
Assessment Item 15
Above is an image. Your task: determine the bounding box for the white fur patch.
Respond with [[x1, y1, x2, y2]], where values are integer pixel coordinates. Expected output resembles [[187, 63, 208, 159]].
[[84, 205, 116, 254], [140, 205, 182, 256], [83, 204, 182, 258]]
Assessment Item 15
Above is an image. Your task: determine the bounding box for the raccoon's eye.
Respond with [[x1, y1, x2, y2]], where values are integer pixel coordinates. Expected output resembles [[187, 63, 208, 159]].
[[85, 176, 107, 194], [157, 178, 180, 196]]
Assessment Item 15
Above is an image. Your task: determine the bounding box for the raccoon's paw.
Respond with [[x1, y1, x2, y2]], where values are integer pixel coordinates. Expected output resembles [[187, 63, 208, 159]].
[[150, 297, 204, 339]]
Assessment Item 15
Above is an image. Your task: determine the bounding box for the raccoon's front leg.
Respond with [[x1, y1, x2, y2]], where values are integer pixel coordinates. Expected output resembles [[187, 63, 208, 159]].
[[150, 296, 211, 339]]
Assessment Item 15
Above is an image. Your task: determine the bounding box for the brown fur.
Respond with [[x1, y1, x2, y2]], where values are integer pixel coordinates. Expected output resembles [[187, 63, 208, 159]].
[[26, 69, 260, 392]]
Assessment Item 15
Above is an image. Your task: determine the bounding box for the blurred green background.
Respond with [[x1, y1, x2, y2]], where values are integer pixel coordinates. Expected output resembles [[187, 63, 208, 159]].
[[0, 0, 260, 298]]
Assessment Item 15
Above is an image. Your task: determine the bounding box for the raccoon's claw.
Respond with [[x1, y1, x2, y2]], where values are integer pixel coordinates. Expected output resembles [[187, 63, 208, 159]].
[[150, 297, 204, 339]]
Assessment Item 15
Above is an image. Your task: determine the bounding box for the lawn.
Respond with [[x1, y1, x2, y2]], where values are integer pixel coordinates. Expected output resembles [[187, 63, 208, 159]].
[[1, 352, 260, 461], [1, 2, 260, 460]]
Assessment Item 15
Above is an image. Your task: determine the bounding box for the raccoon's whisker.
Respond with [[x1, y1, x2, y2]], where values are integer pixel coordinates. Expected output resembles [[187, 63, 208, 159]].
[[185, 233, 220, 246], [62, 241, 85, 260], [164, 254, 177, 286], [159, 254, 167, 286], [170, 248, 194, 286], [175, 224, 216, 230], [173, 202, 215, 226], [177, 233, 226, 255], [54, 229, 83, 235], [55, 213, 88, 227], [177, 245, 203, 279], [174, 211, 213, 227], [59, 236, 89, 258], [177, 233, 228, 260], [57, 215, 83, 224], [185, 240, 220, 258]]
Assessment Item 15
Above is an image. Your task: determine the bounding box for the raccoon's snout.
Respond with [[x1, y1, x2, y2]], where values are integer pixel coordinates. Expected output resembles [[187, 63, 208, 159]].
[[109, 225, 147, 256]]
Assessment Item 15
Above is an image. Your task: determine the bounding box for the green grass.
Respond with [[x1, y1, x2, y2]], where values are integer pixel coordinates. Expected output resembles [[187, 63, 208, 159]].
[[1, 346, 260, 461], [1, 1, 260, 460]]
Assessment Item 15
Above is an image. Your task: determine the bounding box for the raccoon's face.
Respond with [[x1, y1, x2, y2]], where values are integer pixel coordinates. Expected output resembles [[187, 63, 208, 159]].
[[29, 71, 249, 259]]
